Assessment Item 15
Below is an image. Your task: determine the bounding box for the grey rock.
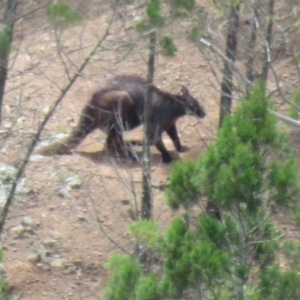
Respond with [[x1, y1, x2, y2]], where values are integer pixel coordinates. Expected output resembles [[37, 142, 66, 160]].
[[58, 187, 70, 198], [37, 133, 68, 149], [29, 154, 45, 162], [58, 175, 82, 198], [0, 164, 32, 207], [11, 224, 27, 238], [22, 216, 33, 227], [65, 175, 82, 189], [50, 258, 66, 269], [27, 253, 41, 264], [43, 239, 57, 247], [0, 164, 16, 183]]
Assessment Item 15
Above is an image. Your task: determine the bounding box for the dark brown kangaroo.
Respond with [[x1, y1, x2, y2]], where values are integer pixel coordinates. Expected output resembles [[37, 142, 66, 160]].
[[36, 75, 206, 163]]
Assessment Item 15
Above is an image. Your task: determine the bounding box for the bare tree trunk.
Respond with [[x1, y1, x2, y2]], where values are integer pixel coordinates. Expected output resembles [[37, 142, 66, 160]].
[[0, 0, 18, 124], [218, 4, 240, 128], [245, 3, 259, 96], [261, 0, 274, 83], [141, 30, 156, 220]]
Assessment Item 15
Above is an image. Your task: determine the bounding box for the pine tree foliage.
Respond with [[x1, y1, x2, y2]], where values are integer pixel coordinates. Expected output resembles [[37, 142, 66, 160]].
[[47, 4, 82, 29], [164, 82, 300, 298], [105, 255, 141, 300], [0, 27, 12, 54], [289, 89, 300, 119], [135, 0, 195, 57]]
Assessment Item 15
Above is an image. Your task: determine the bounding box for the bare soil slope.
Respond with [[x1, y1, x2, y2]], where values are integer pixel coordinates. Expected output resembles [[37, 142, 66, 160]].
[[0, 1, 299, 299]]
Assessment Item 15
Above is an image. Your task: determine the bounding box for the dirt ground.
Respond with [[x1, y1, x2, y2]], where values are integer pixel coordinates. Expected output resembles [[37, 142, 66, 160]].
[[0, 0, 299, 299]]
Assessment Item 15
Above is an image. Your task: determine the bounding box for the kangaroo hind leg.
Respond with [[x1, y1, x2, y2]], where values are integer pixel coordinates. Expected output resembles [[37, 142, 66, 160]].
[[103, 90, 136, 160]]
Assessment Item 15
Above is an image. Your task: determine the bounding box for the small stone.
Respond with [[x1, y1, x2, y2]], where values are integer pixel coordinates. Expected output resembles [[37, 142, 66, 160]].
[[50, 258, 66, 269], [43, 239, 56, 247], [0, 164, 16, 183], [41, 250, 52, 259], [27, 253, 41, 264], [17, 116, 26, 124], [77, 215, 85, 221], [120, 200, 130, 205], [29, 154, 44, 162], [11, 224, 27, 238], [58, 187, 70, 198], [65, 176, 82, 189], [73, 259, 83, 267], [42, 106, 50, 115], [22, 216, 33, 227], [2, 122, 12, 129]]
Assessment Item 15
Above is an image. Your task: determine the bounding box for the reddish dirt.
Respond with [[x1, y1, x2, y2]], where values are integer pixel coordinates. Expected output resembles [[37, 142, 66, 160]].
[[0, 1, 299, 299]]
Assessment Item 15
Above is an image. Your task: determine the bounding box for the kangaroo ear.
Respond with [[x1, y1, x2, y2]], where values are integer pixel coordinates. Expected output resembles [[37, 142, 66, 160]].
[[181, 86, 189, 97]]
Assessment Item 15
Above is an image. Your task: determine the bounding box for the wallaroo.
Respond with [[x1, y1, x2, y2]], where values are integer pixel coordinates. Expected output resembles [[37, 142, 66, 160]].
[[36, 75, 206, 163]]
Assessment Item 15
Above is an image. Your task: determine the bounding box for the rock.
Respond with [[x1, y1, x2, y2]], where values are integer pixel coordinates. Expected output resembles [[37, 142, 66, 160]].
[[0, 164, 31, 207], [58, 175, 82, 198], [22, 216, 33, 227], [11, 225, 27, 238], [0, 164, 16, 183], [42, 106, 50, 115], [37, 133, 68, 149], [2, 122, 12, 129], [43, 239, 56, 247], [27, 253, 41, 264], [58, 187, 70, 198], [16, 178, 32, 195], [29, 154, 45, 162], [40, 250, 52, 263], [65, 176, 82, 189], [50, 258, 66, 269], [77, 215, 85, 221], [0, 183, 7, 207], [73, 259, 83, 267], [120, 199, 130, 205], [17, 116, 26, 124]]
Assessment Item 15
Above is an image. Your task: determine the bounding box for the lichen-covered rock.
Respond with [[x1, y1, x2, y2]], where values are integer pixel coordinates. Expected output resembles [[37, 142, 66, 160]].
[[0, 164, 32, 207], [58, 175, 82, 198], [11, 225, 27, 239]]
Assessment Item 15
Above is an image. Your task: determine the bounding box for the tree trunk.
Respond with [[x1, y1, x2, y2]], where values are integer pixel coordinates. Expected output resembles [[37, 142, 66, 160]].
[[261, 0, 274, 83], [0, 0, 18, 124], [218, 4, 240, 128], [245, 3, 259, 96], [141, 30, 156, 220]]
